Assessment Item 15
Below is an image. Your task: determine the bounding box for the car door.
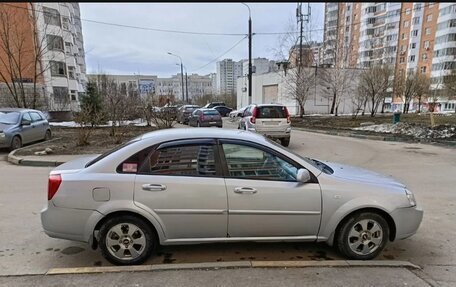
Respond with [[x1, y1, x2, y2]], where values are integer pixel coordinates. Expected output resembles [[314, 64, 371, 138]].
[[133, 139, 228, 240], [19, 112, 34, 144], [220, 140, 322, 238], [29, 112, 46, 141]]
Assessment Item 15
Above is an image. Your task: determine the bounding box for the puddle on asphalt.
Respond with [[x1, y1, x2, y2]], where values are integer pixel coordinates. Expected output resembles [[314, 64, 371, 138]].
[[61, 246, 85, 255]]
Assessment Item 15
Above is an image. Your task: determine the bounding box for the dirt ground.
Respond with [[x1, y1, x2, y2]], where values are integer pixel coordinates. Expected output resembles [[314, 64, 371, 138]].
[[291, 112, 456, 130], [15, 126, 156, 156]]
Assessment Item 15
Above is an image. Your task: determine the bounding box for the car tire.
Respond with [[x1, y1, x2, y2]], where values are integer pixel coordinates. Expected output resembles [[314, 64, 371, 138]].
[[44, 130, 52, 141], [336, 212, 389, 260], [9, 135, 22, 151], [99, 215, 156, 266], [281, 138, 290, 147], [197, 121, 201, 127]]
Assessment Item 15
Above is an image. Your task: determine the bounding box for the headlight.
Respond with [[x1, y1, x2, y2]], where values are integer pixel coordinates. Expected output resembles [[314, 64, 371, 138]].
[[405, 189, 416, 207], [0, 132, 5, 138]]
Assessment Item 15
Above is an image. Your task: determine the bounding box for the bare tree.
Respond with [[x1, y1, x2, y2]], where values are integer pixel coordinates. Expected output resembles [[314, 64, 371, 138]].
[[283, 67, 315, 117], [320, 67, 354, 116], [395, 69, 430, 114], [357, 65, 393, 117]]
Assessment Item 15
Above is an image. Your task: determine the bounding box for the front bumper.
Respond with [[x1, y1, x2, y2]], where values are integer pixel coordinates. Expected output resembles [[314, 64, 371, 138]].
[[41, 203, 104, 243], [390, 205, 424, 240]]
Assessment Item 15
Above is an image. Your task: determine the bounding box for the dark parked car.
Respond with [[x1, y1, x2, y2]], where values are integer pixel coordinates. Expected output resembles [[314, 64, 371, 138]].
[[188, 108, 222, 128], [159, 106, 178, 121], [213, 106, 233, 117], [203, 102, 226, 109], [0, 108, 51, 151], [176, 105, 200, 124]]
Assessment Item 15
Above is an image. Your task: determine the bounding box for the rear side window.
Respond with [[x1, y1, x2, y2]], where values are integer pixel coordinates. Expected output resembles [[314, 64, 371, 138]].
[[257, 106, 287, 118], [140, 144, 217, 177], [86, 139, 140, 168]]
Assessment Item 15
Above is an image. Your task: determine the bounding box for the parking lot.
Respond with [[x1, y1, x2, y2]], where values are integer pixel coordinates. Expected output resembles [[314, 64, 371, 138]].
[[0, 121, 455, 285]]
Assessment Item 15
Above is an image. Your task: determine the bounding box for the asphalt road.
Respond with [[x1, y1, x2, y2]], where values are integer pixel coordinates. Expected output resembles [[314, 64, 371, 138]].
[[0, 120, 455, 286]]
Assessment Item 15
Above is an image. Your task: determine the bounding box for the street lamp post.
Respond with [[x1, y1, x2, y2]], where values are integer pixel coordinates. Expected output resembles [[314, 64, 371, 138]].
[[167, 52, 185, 102], [177, 63, 189, 103], [241, 3, 252, 105]]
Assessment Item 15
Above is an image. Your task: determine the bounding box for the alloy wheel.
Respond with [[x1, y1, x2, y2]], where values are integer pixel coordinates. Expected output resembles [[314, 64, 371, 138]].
[[347, 219, 383, 255], [106, 223, 146, 260]]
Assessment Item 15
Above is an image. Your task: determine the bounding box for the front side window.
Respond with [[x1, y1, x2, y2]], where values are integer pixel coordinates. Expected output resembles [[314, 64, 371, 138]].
[[222, 143, 298, 181], [142, 144, 217, 177], [29, 112, 43, 122]]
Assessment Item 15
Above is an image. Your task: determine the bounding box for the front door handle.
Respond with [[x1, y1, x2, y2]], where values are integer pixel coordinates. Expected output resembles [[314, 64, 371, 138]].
[[142, 184, 167, 191], [234, 187, 257, 194]]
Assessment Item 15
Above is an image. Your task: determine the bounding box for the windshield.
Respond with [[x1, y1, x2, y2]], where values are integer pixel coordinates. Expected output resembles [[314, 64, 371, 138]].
[[203, 110, 220, 115], [0, 112, 20, 124], [265, 137, 333, 174]]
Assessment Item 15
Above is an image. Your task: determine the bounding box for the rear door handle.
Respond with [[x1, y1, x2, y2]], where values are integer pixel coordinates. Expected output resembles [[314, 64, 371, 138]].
[[142, 184, 167, 191], [234, 187, 257, 194]]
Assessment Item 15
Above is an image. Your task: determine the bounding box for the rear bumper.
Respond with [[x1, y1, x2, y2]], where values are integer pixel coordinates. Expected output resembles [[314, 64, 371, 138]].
[[247, 128, 291, 139], [41, 203, 104, 243], [390, 205, 424, 240]]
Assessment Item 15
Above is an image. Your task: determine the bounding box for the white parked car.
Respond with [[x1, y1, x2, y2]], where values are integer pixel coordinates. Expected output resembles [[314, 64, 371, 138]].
[[41, 128, 423, 265]]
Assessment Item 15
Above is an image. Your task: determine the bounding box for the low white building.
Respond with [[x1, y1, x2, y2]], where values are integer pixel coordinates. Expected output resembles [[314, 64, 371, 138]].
[[237, 67, 365, 116]]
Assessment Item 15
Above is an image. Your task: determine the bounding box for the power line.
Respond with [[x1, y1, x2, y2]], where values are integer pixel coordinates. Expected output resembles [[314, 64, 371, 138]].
[[191, 36, 248, 72]]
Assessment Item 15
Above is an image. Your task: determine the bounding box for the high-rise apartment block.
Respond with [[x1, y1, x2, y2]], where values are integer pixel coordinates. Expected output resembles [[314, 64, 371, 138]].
[[323, 3, 456, 110]]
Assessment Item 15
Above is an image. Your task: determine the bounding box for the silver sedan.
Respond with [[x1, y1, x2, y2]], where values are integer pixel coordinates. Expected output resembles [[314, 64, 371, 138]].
[[41, 128, 423, 265]]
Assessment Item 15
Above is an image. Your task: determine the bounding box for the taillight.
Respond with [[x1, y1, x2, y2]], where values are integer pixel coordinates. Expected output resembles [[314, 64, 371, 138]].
[[48, 174, 62, 200], [250, 107, 258, 124], [284, 107, 291, 123]]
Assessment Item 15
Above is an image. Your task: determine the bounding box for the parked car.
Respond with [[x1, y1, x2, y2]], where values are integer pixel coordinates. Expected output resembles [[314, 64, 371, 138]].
[[0, 108, 51, 151], [213, 106, 233, 117], [188, 108, 223, 128], [239, 104, 292, 147], [203, 102, 225, 109], [229, 106, 249, 121], [160, 106, 178, 121], [176, 105, 200, 124], [41, 128, 423, 265]]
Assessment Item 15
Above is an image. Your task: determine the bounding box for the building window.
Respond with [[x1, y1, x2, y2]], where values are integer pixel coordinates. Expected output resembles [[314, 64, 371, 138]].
[[413, 17, 420, 25], [43, 7, 61, 27], [409, 55, 415, 62], [68, 66, 75, 79], [427, 14, 433, 22], [410, 43, 416, 49], [406, 8, 411, 15], [400, 44, 406, 52], [52, 87, 68, 103], [411, 30, 418, 37], [403, 20, 409, 28], [425, 27, 431, 35], [420, 66, 427, 73], [401, 33, 407, 40], [46, 35, 63, 51], [70, 90, 77, 101], [346, 16, 350, 23], [400, 57, 405, 63], [64, 42, 72, 55], [422, 53, 428, 60], [62, 17, 70, 30], [50, 61, 66, 77], [424, 40, 430, 49]]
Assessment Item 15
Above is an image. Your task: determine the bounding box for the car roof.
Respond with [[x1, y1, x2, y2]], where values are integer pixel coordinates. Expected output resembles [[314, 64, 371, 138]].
[[141, 128, 268, 144], [214, 106, 230, 108], [0, 108, 40, 113], [252, 103, 286, 107]]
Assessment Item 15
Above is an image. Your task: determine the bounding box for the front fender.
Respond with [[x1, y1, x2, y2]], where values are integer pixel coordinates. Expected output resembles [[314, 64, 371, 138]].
[[319, 197, 394, 246]]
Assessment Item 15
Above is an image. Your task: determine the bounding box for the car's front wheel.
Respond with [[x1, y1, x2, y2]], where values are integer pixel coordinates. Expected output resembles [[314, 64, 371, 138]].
[[336, 212, 389, 260], [44, 130, 52, 141], [99, 215, 156, 265], [9, 135, 22, 151]]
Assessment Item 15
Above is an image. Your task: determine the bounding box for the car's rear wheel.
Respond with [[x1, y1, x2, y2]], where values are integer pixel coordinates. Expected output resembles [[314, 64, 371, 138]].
[[281, 137, 290, 147], [9, 136, 22, 151], [336, 212, 389, 260], [44, 130, 52, 141], [99, 215, 156, 265]]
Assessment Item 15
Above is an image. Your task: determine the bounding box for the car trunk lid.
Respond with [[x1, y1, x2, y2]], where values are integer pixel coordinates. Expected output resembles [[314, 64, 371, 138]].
[[50, 155, 99, 175]]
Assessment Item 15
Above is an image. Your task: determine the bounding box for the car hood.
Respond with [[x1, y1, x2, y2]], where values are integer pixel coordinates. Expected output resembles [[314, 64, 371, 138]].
[[0, 123, 15, 132], [324, 161, 406, 189]]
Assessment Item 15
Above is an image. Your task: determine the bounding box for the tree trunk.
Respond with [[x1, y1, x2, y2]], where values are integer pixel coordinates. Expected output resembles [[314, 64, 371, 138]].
[[381, 98, 385, 114], [330, 92, 336, 114], [299, 103, 304, 118], [418, 96, 421, 113]]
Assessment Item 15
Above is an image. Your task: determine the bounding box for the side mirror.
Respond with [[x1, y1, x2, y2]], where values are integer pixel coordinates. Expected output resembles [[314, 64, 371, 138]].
[[21, 119, 31, 126], [297, 168, 311, 183]]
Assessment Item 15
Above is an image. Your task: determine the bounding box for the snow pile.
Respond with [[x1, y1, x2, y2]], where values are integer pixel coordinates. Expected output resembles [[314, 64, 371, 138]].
[[50, 119, 155, 128], [353, 123, 456, 140]]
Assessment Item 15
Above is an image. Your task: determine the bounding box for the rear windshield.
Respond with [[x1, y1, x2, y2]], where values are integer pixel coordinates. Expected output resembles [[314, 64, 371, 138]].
[[257, 106, 287, 118], [0, 111, 20, 124], [203, 110, 220, 115]]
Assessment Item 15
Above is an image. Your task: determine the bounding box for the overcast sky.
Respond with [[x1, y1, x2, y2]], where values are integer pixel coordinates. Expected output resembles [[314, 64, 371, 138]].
[[80, 3, 324, 77]]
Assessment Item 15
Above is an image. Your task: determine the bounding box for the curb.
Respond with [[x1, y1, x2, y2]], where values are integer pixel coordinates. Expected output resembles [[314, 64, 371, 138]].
[[7, 138, 64, 167], [44, 260, 420, 276], [293, 128, 456, 147]]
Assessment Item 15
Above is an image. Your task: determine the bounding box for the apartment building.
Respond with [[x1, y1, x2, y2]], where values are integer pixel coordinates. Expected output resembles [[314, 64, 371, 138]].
[[289, 42, 322, 68], [0, 3, 87, 115], [324, 2, 456, 111], [215, 59, 243, 96]]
